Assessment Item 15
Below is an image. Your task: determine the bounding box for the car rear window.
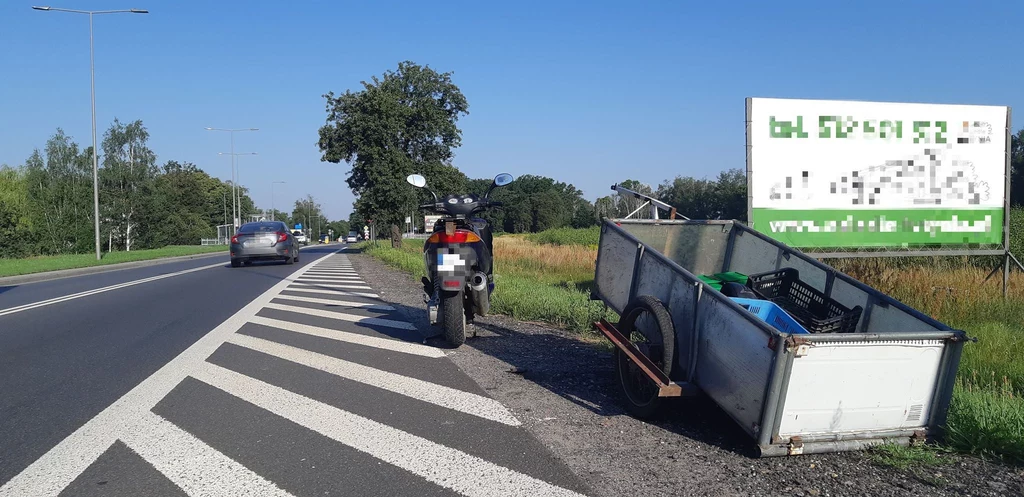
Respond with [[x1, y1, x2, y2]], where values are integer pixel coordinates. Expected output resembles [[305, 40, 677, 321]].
[[239, 222, 284, 234]]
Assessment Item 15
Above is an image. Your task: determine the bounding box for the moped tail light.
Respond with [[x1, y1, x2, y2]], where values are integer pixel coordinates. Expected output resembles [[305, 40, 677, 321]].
[[428, 230, 481, 244]]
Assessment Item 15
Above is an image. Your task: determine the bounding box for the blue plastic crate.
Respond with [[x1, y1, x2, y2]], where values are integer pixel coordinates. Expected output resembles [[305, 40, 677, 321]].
[[730, 297, 809, 335]]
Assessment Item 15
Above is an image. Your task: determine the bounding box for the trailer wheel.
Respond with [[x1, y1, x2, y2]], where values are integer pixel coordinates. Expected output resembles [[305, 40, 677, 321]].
[[615, 295, 676, 419]]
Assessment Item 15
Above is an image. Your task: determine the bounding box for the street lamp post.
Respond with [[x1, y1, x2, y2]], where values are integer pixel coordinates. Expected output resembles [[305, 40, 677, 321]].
[[216, 150, 256, 227], [206, 127, 258, 228], [271, 181, 285, 221], [33, 5, 149, 261]]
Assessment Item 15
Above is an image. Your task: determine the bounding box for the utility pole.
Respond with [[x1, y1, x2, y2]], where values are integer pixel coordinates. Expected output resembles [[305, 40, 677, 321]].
[[33, 5, 149, 260], [206, 128, 258, 227]]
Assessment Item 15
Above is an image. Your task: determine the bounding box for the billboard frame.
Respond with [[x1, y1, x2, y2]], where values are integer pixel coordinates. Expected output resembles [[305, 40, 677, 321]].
[[744, 97, 1021, 296]]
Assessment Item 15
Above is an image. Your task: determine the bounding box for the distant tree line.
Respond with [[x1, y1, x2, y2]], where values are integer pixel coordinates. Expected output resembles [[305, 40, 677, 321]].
[[0, 120, 261, 258]]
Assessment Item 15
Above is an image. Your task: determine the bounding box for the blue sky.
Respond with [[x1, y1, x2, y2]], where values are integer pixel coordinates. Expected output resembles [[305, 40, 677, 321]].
[[1, 0, 1020, 220]]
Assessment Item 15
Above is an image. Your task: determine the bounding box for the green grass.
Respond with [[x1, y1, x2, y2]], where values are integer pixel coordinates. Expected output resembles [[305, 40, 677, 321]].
[[944, 377, 1024, 463], [524, 226, 601, 248], [357, 236, 614, 332], [0, 245, 227, 277], [869, 444, 947, 470]]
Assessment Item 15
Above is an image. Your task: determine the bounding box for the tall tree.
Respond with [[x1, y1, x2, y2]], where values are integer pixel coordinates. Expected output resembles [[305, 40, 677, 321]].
[[100, 119, 157, 251], [0, 165, 31, 258], [318, 60, 469, 227], [23, 130, 93, 254]]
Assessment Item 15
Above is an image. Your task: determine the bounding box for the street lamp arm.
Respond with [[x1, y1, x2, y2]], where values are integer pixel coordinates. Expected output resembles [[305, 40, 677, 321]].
[[32, 7, 148, 14]]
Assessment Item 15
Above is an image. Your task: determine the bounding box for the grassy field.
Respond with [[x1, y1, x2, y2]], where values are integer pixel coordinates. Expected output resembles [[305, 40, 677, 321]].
[[362, 227, 1024, 464], [0, 245, 227, 278]]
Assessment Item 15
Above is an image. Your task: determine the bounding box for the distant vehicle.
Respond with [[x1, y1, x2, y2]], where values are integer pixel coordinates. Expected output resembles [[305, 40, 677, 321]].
[[291, 229, 308, 245], [230, 221, 299, 267], [346, 231, 358, 243]]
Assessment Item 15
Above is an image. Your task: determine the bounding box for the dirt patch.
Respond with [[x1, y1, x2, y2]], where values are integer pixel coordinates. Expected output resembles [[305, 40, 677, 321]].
[[347, 249, 1024, 497]]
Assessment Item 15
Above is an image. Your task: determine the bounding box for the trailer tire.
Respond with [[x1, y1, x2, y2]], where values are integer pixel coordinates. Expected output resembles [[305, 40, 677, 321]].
[[615, 295, 676, 419]]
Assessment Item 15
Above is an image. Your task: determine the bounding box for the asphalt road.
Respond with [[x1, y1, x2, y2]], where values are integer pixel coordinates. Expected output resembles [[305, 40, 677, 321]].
[[0, 245, 588, 496]]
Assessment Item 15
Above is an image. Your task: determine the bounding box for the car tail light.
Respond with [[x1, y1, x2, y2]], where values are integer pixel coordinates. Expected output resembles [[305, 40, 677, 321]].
[[277, 232, 288, 243], [427, 230, 481, 244], [231, 234, 239, 244]]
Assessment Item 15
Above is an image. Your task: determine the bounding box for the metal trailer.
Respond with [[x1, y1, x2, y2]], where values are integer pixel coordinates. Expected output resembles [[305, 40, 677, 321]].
[[591, 218, 970, 457]]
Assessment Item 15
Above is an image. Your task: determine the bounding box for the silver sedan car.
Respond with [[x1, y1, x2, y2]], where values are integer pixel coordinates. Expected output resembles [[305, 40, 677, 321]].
[[230, 221, 299, 267]]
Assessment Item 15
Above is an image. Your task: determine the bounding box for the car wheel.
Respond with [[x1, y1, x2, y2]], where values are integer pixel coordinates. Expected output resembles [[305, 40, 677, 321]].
[[286, 254, 295, 265], [230, 258, 241, 268]]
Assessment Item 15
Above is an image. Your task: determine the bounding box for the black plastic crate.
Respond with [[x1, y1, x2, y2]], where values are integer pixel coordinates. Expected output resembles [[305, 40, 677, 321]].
[[745, 268, 863, 334]]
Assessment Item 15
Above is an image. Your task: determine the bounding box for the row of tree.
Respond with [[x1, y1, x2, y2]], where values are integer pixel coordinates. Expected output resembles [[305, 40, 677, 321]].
[[317, 61, 759, 234], [0, 120, 341, 259], [322, 61, 1024, 236]]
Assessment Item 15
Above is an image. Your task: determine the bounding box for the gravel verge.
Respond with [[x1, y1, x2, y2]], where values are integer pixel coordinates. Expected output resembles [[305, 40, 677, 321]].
[[346, 248, 1024, 497]]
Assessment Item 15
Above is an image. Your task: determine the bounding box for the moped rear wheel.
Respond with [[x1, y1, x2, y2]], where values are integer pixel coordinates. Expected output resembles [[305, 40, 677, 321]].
[[441, 289, 466, 347]]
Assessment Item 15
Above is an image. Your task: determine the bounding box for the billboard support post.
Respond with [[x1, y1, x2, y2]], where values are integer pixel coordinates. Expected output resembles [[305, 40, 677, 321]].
[[746, 97, 1018, 298]]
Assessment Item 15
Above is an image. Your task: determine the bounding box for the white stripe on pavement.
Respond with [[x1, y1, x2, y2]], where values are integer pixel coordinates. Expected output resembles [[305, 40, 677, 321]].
[[0, 263, 224, 318], [262, 303, 416, 330], [122, 412, 294, 497], [280, 287, 379, 299], [272, 294, 394, 311], [0, 250, 342, 497], [193, 364, 586, 497], [227, 334, 518, 425], [247, 316, 444, 358], [302, 271, 359, 276], [297, 275, 363, 281], [289, 282, 373, 290]]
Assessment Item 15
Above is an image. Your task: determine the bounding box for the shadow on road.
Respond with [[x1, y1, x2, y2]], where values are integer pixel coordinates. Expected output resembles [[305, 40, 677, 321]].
[[0, 285, 16, 296]]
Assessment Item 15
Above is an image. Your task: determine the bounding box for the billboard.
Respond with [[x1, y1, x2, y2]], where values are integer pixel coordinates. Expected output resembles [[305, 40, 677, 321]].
[[747, 97, 1010, 250]]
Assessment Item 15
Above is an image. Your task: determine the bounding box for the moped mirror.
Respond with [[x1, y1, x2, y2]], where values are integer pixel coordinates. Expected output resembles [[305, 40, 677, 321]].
[[493, 173, 514, 187], [406, 174, 427, 188]]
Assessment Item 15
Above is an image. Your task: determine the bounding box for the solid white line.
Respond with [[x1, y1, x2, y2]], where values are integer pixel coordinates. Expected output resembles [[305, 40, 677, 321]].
[[193, 364, 582, 497], [302, 270, 359, 275], [0, 262, 224, 318], [262, 303, 416, 330], [248, 316, 444, 358], [121, 412, 294, 497], [228, 334, 518, 425], [0, 251, 341, 497], [280, 287, 379, 299], [297, 275, 363, 281], [272, 294, 394, 311], [289, 282, 373, 290]]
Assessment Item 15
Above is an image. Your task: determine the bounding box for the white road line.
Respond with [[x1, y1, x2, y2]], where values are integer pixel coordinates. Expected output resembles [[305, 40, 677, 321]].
[[295, 279, 367, 286], [0, 262, 224, 318], [302, 271, 359, 276], [248, 316, 444, 358], [289, 282, 373, 290], [297, 275, 363, 281], [227, 334, 517, 425], [280, 287, 379, 299], [0, 250, 341, 497], [262, 302, 416, 330], [193, 364, 583, 497], [272, 294, 394, 311], [121, 412, 294, 497]]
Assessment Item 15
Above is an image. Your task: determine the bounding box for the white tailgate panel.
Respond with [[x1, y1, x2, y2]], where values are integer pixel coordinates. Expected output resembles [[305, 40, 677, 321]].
[[778, 340, 944, 437]]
